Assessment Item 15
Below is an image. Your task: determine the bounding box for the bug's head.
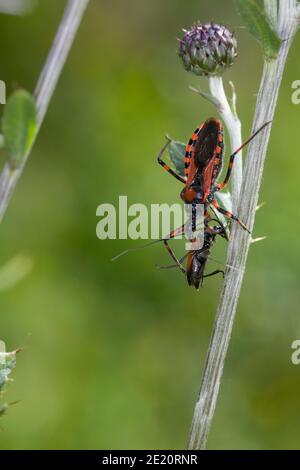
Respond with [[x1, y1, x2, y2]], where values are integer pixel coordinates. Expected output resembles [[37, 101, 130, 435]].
[[207, 218, 229, 242], [194, 118, 222, 169], [211, 225, 228, 241]]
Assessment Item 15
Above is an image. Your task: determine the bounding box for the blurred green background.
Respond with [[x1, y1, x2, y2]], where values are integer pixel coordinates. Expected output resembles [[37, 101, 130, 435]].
[[0, 0, 300, 450]]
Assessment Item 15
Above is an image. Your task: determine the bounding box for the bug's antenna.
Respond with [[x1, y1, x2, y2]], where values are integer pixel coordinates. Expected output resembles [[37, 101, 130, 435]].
[[156, 253, 189, 270], [228, 120, 272, 159], [112, 223, 188, 261], [111, 240, 161, 261]]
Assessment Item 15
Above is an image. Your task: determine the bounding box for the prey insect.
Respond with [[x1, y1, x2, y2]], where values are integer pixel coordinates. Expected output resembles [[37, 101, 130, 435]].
[[157, 218, 228, 289], [157, 117, 271, 234], [112, 216, 229, 290]]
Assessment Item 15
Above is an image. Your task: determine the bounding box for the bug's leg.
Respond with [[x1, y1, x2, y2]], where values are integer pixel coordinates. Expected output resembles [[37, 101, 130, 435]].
[[216, 154, 235, 191], [157, 139, 186, 184], [161, 223, 187, 272], [216, 120, 272, 191], [162, 223, 185, 242], [156, 253, 188, 270], [162, 240, 186, 273], [212, 200, 251, 234], [204, 210, 215, 230], [112, 223, 186, 262], [203, 269, 225, 279]]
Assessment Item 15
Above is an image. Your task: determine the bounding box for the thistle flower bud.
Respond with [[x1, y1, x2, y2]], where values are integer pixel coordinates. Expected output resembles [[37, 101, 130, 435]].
[[178, 23, 237, 77]]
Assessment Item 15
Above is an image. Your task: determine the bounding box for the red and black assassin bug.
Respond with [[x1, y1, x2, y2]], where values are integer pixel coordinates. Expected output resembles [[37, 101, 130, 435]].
[[113, 117, 271, 288], [157, 117, 271, 234]]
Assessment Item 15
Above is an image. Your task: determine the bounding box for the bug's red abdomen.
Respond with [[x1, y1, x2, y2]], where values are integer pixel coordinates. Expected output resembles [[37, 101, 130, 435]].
[[183, 118, 224, 203]]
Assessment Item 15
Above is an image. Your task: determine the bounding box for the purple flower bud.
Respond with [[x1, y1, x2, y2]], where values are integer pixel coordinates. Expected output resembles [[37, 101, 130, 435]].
[[178, 23, 237, 77]]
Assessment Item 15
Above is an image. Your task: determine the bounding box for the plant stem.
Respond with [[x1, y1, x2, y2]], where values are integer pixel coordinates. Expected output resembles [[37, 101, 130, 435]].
[[0, 0, 89, 222], [188, 0, 299, 450], [208, 76, 242, 212], [264, 0, 278, 28]]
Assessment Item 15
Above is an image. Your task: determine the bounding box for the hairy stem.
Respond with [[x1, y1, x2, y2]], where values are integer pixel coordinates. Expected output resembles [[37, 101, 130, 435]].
[[188, 0, 298, 450], [0, 0, 89, 222]]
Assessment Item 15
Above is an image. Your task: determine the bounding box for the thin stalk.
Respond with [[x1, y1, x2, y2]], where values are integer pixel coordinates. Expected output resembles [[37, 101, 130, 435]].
[[264, 0, 278, 28], [188, 0, 299, 450], [0, 0, 89, 222], [208, 76, 242, 212]]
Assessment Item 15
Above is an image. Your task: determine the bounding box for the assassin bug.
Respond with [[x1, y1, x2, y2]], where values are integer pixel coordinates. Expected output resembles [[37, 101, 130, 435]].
[[113, 118, 271, 287], [157, 118, 271, 234]]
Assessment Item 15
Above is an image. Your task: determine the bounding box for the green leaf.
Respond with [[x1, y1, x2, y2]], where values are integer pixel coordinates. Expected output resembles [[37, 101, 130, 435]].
[[211, 193, 232, 239], [236, 0, 282, 60], [215, 191, 233, 214], [0, 345, 19, 420], [0, 350, 17, 392], [2, 90, 37, 168], [167, 139, 186, 177]]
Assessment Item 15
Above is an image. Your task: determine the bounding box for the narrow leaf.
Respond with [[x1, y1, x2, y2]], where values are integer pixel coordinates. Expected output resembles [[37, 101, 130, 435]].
[[189, 86, 221, 108], [0, 350, 17, 392], [236, 0, 282, 60], [167, 139, 186, 177], [2, 90, 37, 168], [0, 344, 19, 420], [215, 192, 233, 214]]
